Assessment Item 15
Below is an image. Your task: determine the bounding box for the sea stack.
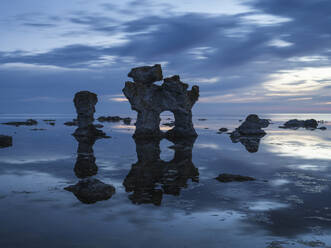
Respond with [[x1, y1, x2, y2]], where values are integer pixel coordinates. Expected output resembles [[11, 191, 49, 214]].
[[123, 64, 199, 139], [72, 91, 106, 137]]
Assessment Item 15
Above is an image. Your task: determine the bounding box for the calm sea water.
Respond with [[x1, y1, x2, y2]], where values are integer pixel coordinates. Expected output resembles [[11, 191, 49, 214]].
[[0, 113, 331, 248]]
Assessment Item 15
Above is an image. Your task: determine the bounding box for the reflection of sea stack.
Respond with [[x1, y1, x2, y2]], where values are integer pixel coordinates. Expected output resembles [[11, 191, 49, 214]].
[[230, 114, 270, 153], [65, 91, 115, 204], [73, 91, 106, 137], [123, 137, 199, 206], [123, 64, 199, 139], [74, 135, 98, 178]]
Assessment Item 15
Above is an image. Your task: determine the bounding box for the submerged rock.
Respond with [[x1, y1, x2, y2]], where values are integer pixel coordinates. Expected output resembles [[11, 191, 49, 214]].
[[215, 173, 255, 183], [279, 119, 318, 129], [30, 128, 46, 131], [0, 135, 12, 148], [64, 178, 115, 204], [123, 65, 199, 139], [319, 126, 327, 130], [2, 119, 38, 127]]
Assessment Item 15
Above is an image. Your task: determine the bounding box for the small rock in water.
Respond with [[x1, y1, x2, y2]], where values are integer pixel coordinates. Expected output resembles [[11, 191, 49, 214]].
[[30, 128, 46, 131], [64, 120, 78, 126], [319, 126, 327, 130], [229, 114, 269, 153], [198, 118, 207, 121], [215, 173, 256, 183], [98, 116, 121, 122], [94, 124, 104, 128], [0, 135, 12, 148], [279, 119, 318, 129], [122, 117, 132, 125], [218, 128, 228, 133], [2, 119, 38, 127], [163, 121, 175, 127]]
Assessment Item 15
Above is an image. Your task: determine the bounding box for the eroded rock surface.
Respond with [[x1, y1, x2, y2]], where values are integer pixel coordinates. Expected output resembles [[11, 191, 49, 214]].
[[72, 91, 107, 138], [279, 119, 318, 129], [64, 178, 115, 204], [123, 65, 199, 138], [128, 64, 163, 85], [0, 135, 12, 148]]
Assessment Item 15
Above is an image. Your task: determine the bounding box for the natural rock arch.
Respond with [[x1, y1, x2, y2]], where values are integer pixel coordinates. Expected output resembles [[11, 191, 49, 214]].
[[123, 65, 199, 139]]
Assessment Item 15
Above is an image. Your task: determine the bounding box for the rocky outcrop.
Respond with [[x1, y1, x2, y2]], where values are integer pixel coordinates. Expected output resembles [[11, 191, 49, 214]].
[[0, 135, 12, 148], [72, 91, 107, 138], [230, 114, 270, 153], [123, 137, 199, 206], [97, 116, 132, 125], [123, 65, 199, 139], [64, 178, 115, 204], [64, 119, 78, 126], [2, 119, 37, 127], [215, 174, 255, 183], [279, 119, 318, 129]]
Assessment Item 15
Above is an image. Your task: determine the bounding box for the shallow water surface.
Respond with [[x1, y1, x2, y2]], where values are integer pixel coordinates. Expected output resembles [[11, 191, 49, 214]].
[[0, 114, 331, 248]]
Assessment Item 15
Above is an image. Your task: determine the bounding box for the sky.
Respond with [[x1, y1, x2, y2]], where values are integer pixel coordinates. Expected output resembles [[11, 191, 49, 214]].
[[1, 0, 331, 115]]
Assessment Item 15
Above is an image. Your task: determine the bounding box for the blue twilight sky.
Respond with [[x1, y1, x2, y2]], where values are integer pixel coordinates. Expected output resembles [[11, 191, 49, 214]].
[[0, 0, 331, 115]]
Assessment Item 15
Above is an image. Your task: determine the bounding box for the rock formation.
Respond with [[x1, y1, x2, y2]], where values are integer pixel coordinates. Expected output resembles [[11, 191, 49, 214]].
[[230, 114, 270, 153], [123, 137, 199, 206], [0, 135, 12, 148], [2, 119, 37, 127], [72, 91, 107, 137], [97, 116, 132, 125], [279, 119, 318, 129], [123, 64, 199, 139]]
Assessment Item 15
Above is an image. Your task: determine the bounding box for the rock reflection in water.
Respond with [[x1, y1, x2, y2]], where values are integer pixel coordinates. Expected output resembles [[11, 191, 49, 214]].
[[65, 128, 115, 204], [230, 133, 265, 153], [123, 137, 199, 206]]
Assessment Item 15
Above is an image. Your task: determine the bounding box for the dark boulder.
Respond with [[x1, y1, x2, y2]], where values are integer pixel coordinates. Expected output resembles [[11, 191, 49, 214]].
[[279, 119, 318, 129]]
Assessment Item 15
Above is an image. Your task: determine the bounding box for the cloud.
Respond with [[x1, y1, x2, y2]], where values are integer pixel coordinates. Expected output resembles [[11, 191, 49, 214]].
[[1, 0, 331, 113]]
